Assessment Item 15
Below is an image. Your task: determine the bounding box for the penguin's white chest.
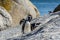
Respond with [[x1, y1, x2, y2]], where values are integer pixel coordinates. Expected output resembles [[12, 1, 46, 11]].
[[24, 21, 31, 34]]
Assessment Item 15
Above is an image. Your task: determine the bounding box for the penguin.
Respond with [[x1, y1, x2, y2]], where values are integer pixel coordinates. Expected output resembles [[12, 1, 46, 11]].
[[24, 20, 31, 34], [20, 19, 31, 34], [31, 23, 41, 31], [23, 14, 32, 34], [19, 19, 26, 33], [20, 14, 32, 34]]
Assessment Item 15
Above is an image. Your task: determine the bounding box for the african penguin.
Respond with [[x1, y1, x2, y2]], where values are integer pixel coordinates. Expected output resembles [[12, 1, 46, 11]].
[[20, 20, 31, 34], [20, 15, 32, 34], [31, 23, 41, 31], [20, 19, 26, 33], [24, 20, 31, 34], [20, 14, 41, 33]]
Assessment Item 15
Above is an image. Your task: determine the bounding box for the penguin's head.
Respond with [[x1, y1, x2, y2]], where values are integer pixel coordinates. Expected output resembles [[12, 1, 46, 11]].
[[26, 14, 32, 22]]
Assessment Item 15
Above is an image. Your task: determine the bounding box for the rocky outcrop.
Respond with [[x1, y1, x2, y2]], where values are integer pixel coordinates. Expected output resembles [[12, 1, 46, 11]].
[[0, 6, 12, 31], [13, 0, 40, 17], [0, 25, 22, 40], [53, 4, 60, 12], [8, 11, 60, 40], [0, 0, 40, 27]]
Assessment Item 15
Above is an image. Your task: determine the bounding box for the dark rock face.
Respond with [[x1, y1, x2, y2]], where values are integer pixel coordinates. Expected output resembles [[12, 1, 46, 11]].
[[53, 4, 60, 12], [7, 11, 60, 40]]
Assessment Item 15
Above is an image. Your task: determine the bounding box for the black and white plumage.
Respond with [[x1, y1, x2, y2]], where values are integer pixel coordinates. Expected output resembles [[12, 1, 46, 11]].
[[24, 21, 31, 34], [20, 14, 41, 33], [31, 23, 41, 31], [20, 14, 32, 34], [20, 20, 31, 34], [20, 19, 26, 33]]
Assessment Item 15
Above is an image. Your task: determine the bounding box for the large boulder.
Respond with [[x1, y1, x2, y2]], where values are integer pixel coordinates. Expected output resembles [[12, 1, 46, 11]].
[[0, 6, 12, 30], [53, 4, 60, 12], [0, 0, 40, 27], [13, 0, 40, 17]]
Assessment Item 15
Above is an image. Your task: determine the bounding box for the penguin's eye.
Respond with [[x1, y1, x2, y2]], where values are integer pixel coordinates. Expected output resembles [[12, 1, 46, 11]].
[[28, 16, 32, 19], [28, 16, 31, 19]]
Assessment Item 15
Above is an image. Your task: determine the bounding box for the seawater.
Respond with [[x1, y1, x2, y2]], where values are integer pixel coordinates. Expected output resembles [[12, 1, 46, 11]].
[[30, 0, 60, 16]]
